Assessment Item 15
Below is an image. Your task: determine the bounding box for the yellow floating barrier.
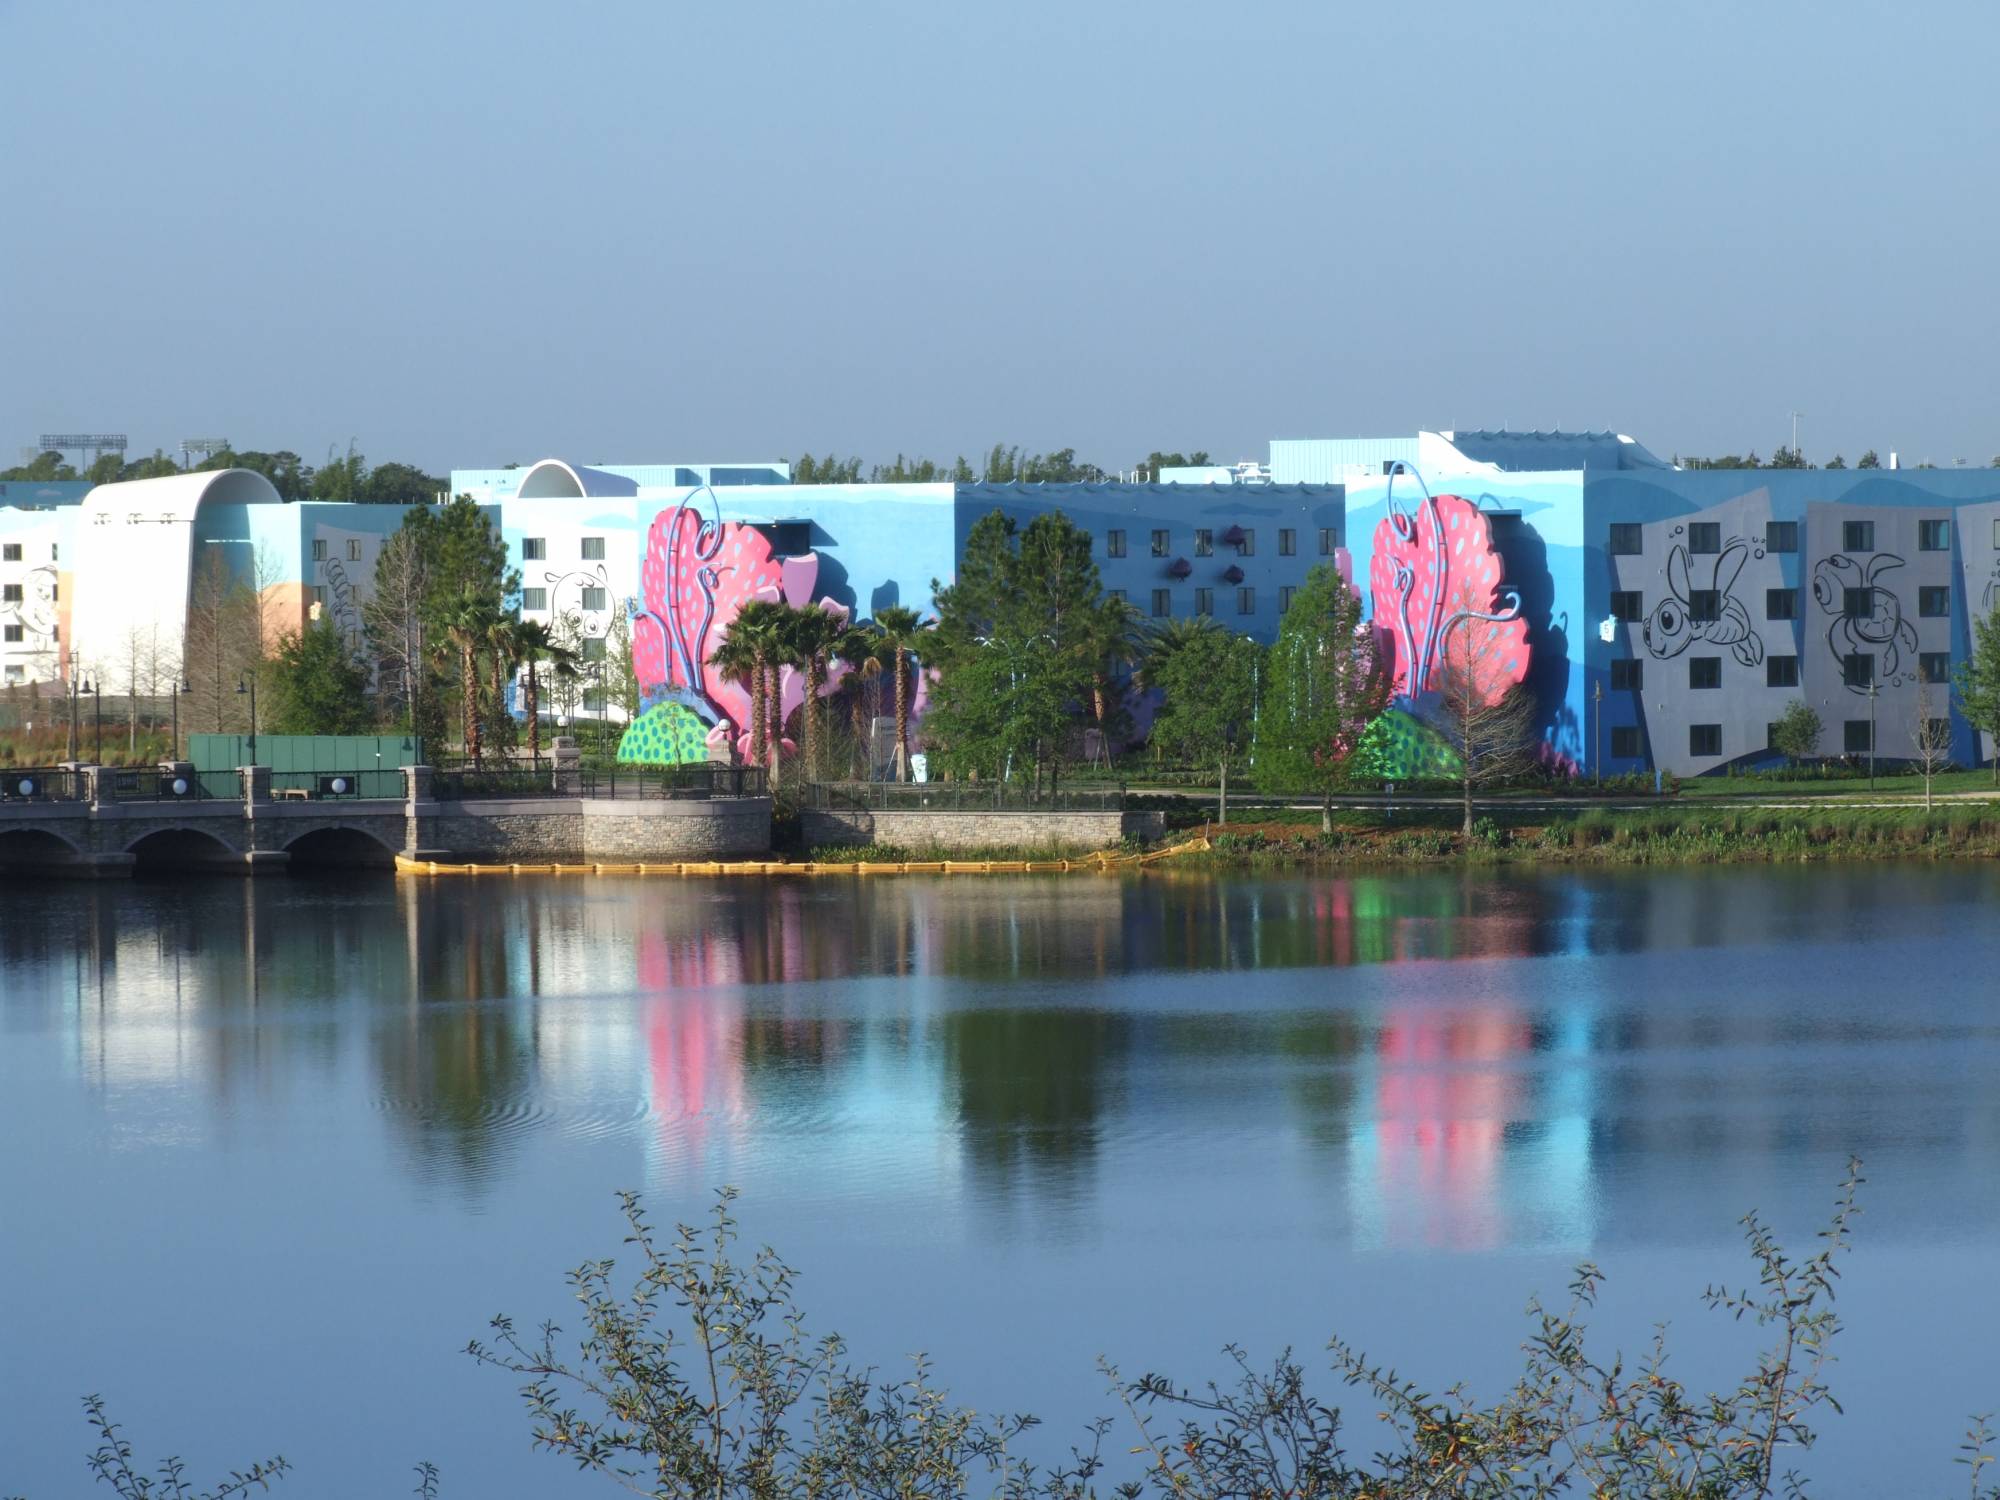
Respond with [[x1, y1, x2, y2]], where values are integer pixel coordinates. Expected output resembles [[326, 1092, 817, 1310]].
[[394, 837, 1213, 880]]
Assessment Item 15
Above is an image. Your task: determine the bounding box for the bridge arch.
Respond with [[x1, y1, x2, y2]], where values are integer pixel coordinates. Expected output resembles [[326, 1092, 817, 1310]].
[[126, 825, 242, 872], [284, 824, 398, 869], [0, 826, 87, 875]]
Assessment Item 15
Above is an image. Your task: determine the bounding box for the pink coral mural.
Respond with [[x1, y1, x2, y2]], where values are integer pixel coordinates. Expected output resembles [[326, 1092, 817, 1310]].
[[1368, 479, 1529, 710], [630, 488, 855, 762]]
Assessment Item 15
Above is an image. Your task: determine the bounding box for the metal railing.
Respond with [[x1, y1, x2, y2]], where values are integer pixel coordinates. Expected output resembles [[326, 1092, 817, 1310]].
[[578, 765, 767, 800], [432, 763, 767, 801], [803, 780, 1126, 813], [0, 767, 87, 804], [99, 767, 239, 803], [268, 769, 405, 801]]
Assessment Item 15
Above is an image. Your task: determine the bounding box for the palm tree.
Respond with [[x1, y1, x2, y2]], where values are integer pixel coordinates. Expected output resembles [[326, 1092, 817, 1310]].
[[707, 627, 763, 767], [441, 587, 501, 768], [1083, 594, 1147, 750], [872, 606, 933, 781], [1137, 613, 1223, 692], [512, 618, 579, 765], [716, 600, 789, 775], [834, 624, 888, 777], [485, 611, 522, 757], [779, 604, 848, 782]]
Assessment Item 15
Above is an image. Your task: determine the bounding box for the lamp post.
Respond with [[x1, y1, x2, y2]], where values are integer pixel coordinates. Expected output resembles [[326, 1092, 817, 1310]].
[[65, 674, 79, 762], [87, 677, 100, 764], [1867, 679, 1878, 791], [170, 679, 190, 761], [1593, 678, 1604, 785], [236, 673, 257, 763]]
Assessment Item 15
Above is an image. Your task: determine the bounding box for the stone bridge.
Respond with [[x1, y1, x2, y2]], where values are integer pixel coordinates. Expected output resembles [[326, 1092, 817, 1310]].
[[0, 765, 772, 876]]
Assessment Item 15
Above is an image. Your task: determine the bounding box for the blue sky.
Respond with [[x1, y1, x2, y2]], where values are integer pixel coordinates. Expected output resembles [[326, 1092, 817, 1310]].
[[3, 0, 1997, 473]]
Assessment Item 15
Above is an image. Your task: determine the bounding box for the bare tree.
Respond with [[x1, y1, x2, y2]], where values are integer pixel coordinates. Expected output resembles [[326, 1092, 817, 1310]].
[[1910, 673, 1954, 809], [184, 551, 238, 733], [363, 523, 430, 731], [1428, 584, 1539, 839]]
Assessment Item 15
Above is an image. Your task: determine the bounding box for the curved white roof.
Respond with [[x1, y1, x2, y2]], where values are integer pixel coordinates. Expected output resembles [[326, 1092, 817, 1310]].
[[77, 466, 284, 525], [70, 468, 286, 682], [513, 459, 639, 499]]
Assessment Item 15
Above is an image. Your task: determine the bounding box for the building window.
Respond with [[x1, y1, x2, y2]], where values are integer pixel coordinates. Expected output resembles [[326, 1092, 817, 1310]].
[[49, 543, 57, 561], [522, 537, 546, 560], [1610, 590, 1644, 623], [1690, 724, 1722, 758], [1844, 719, 1873, 754], [582, 688, 606, 714], [521, 588, 548, 611], [1927, 718, 1952, 747], [1151, 588, 1171, 618], [582, 536, 605, 561], [311, 538, 327, 562], [1766, 521, 1799, 553], [1, 543, 19, 561], [347, 538, 362, 562], [1688, 589, 1721, 625], [1237, 586, 1256, 615], [1843, 587, 1873, 619], [1279, 585, 1297, 612], [1194, 588, 1214, 616], [1920, 652, 1950, 684], [1236, 529, 1254, 556], [310, 585, 327, 608], [580, 586, 607, 612], [1994, 518, 2000, 550], [1610, 658, 1642, 690], [1608, 523, 1643, 555], [1844, 652, 1875, 688], [2, 625, 21, 644], [1194, 529, 1213, 557], [1151, 529, 1170, 557], [582, 636, 608, 661], [1318, 527, 1339, 555], [1919, 585, 1951, 617], [1611, 726, 1642, 759], [1108, 588, 1126, 604], [1105, 529, 1126, 558], [1687, 522, 1721, 554], [3, 664, 21, 682], [1919, 519, 1951, 551], [1767, 655, 1799, 687], [1278, 528, 1296, 556], [1766, 587, 1798, 620], [1842, 520, 1874, 553], [1690, 656, 1722, 689]]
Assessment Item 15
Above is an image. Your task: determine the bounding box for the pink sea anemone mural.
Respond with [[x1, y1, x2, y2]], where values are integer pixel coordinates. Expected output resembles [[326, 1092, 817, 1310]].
[[630, 488, 885, 763], [1368, 476, 1529, 711]]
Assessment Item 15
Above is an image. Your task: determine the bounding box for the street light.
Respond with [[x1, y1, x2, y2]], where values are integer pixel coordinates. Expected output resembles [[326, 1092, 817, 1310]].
[[170, 678, 191, 761], [85, 677, 100, 764], [1867, 679, 1878, 791], [1593, 679, 1604, 785], [236, 673, 257, 763]]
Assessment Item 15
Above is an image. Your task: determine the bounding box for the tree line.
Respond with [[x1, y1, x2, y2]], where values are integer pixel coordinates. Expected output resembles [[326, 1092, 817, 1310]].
[[0, 442, 444, 503], [791, 448, 1214, 485]]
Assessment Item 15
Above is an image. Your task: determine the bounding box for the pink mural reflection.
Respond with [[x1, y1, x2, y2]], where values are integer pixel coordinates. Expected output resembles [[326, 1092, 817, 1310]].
[[1368, 1007, 1532, 1251]]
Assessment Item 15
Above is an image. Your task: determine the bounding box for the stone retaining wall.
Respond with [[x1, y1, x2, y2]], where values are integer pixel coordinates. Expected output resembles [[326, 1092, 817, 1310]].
[[800, 807, 1164, 852], [423, 797, 772, 861]]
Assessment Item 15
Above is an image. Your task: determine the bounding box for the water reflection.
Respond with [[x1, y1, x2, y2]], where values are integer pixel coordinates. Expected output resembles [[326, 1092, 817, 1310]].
[[5, 867, 2000, 1251]]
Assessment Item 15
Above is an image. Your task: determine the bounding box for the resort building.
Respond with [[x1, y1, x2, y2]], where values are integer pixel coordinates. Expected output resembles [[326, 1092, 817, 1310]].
[[6, 432, 1998, 777]]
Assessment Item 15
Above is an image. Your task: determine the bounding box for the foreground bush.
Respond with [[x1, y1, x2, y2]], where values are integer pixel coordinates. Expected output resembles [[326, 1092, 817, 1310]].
[[30, 1163, 2000, 1497]]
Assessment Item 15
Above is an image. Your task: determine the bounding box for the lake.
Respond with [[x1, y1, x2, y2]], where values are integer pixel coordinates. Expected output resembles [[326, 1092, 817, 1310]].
[[4, 865, 1998, 1496]]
